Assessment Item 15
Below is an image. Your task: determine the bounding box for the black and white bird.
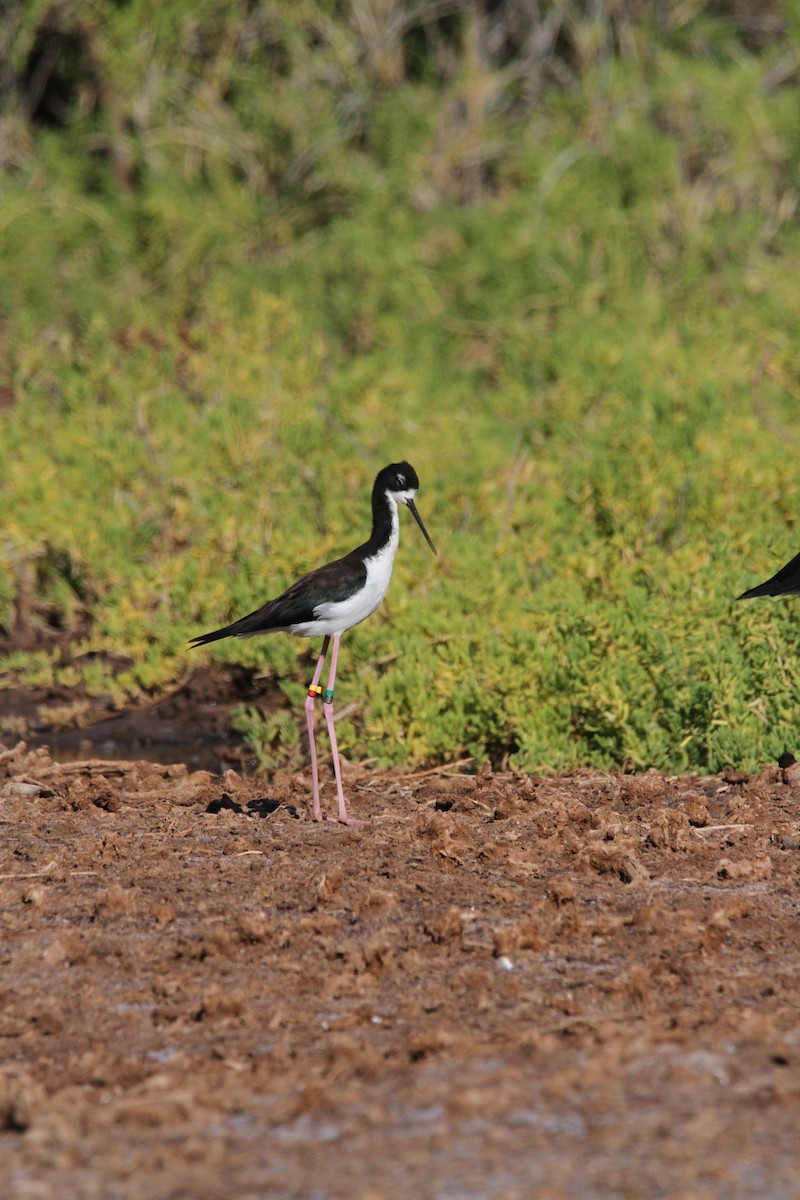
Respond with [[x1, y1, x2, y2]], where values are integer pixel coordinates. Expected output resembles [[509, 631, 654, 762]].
[[737, 549, 800, 601], [190, 462, 437, 824]]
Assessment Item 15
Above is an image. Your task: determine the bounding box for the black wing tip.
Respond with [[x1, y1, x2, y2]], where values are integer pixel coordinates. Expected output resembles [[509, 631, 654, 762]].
[[737, 550, 800, 602], [736, 582, 776, 601], [736, 582, 800, 601], [188, 627, 230, 648]]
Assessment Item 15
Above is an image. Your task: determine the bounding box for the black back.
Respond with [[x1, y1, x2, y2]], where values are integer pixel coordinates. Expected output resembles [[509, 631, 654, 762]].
[[188, 551, 369, 645]]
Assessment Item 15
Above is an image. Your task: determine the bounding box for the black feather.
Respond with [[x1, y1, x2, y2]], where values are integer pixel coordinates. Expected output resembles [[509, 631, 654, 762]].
[[189, 551, 368, 645], [737, 549, 800, 601]]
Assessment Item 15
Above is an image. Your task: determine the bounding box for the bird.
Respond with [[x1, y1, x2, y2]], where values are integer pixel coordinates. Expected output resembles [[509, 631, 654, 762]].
[[736, 549, 800, 601], [190, 462, 437, 824]]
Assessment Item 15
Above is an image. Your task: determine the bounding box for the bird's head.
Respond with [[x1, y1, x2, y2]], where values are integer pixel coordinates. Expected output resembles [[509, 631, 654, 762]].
[[378, 461, 437, 555]]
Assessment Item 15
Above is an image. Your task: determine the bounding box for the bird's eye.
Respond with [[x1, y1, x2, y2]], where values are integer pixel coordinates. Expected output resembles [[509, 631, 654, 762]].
[[396, 475, 405, 488]]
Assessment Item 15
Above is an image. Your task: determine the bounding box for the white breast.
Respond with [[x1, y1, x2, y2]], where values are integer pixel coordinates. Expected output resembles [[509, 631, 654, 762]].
[[290, 501, 400, 637]]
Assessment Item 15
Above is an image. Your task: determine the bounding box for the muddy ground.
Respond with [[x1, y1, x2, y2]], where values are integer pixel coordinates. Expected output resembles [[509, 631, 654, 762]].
[[2, 734, 800, 1199], [0, 665, 263, 774]]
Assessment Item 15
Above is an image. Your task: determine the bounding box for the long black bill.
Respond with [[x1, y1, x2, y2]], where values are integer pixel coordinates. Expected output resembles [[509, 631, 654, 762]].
[[407, 498, 437, 556]]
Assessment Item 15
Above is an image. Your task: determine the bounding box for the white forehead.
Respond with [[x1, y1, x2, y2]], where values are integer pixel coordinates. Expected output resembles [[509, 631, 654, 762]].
[[386, 485, 417, 503]]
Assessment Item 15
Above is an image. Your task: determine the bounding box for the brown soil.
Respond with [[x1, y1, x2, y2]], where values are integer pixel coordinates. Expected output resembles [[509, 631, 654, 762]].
[[2, 740, 800, 1199]]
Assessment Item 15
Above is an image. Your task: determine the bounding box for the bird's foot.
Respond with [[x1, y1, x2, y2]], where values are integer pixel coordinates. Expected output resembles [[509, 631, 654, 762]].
[[311, 808, 366, 826]]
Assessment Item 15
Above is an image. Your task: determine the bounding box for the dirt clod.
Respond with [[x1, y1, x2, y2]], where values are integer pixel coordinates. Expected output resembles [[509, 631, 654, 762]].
[[0, 743, 797, 1197]]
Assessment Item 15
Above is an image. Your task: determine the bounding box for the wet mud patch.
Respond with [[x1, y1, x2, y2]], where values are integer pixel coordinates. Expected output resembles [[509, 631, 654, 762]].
[[0, 665, 274, 773], [2, 747, 800, 1197]]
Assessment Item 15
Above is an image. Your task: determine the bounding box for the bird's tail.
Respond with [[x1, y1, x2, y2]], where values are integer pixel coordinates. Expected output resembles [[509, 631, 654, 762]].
[[737, 580, 779, 601], [736, 549, 800, 601], [188, 623, 237, 648]]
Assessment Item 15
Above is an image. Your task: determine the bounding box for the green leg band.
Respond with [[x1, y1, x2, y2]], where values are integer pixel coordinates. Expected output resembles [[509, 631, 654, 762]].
[[324, 688, 334, 703]]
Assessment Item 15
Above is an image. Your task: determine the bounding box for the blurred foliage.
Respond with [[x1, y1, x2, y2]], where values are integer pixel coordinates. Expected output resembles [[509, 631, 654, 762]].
[[2, 1, 800, 773]]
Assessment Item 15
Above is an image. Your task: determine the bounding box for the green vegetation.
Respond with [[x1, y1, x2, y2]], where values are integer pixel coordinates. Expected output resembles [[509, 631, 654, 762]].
[[2, 1, 800, 774]]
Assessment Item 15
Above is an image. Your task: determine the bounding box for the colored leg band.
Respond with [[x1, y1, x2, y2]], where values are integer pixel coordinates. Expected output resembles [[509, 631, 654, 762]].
[[308, 684, 323, 698], [324, 689, 334, 703]]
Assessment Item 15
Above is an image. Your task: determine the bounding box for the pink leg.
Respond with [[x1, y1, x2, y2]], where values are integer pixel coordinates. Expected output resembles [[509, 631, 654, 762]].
[[323, 635, 363, 825], [304, 635, 330, 822]]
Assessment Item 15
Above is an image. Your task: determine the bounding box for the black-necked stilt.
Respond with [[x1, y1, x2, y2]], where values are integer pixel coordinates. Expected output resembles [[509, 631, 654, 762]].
[[737, 549, 800, 601], [190, 462, 437, 824]]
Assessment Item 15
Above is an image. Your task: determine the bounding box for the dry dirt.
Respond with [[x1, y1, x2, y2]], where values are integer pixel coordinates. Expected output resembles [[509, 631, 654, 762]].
[[2, 739, 800, 1199]]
